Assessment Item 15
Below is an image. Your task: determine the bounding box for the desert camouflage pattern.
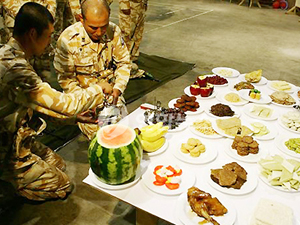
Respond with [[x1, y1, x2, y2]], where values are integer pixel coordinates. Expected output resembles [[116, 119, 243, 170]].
[[119, 0, 147, 61], [0, 38, 105, 201], [54, 21, 130, 139], [1, 0, 56, 43]]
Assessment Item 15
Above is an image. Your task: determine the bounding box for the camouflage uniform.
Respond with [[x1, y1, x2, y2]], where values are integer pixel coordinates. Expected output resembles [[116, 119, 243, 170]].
[[118, 0, 148, 77], [0, 38, 105, 201], [54, 21, 131, 140], [1, 0, 56, 43], [118, 0, 147, 60]]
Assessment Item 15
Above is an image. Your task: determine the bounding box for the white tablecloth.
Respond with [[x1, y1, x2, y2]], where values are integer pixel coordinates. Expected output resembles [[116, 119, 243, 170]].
[[83, 76, 300, 225]]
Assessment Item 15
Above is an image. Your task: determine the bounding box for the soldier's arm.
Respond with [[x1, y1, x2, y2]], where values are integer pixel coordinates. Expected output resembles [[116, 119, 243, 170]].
[[54, 34, 84, 94], [2, 0, 20, 19], [111, 25, 131, 95], [9, 65, 104, 119]]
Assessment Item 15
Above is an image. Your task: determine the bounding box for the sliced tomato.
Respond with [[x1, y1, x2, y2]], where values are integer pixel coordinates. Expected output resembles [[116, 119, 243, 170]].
[[155, 175, 167, 184], [165, 182, 180, 190], [153, 181, 165, 186], [174, 169, 182, 176], [165, 165, 176, 177], [153, 165, 163, 175]]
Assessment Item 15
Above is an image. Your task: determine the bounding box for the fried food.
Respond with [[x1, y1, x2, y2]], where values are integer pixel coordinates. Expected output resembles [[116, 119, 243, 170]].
[[245, 69, 262, 83], [187, 187, 228, 225], [174, 94, 199, 112], [211, 162, 247, 189], [270, 91, 296, 105], [234, 81, 254, 91], [232, 135, 259, 156]]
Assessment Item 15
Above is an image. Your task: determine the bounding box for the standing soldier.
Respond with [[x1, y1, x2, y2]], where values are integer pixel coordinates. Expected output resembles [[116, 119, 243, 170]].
[[119, 0, 148, 78]]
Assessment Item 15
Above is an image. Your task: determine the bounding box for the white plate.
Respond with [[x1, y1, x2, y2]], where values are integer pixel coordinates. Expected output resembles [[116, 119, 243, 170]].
[[275, 136, 300, 159], [216, 91, 249, 106], [144, 139, 169, 157], [206, 161, 258, 195], [168, 98, 204, 115], [211, 118, 253, 139], [250, 121, 278, 141], [176, 191, 237, 225], [205, 104, 241, 119], [89, 167, 142, 190], [271, 99, 298, 108], [173, 139, 218, 164], [212, 67, 240, 78], [141, 161, 196, 196], [239, 89, 272, 104], [259, 169, 300, 193], [278, 114, 300, 135], [189, 123, 222, 139], [243, 103, 278, 121], [184, 86, 217, 99], [225, 140, 267, 163], [238, 74, 268, 85], [267, 80, 297, 93]]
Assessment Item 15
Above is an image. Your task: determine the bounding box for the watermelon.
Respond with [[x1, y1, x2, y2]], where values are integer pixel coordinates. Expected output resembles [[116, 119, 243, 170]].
[[88, 124, 143, 185]]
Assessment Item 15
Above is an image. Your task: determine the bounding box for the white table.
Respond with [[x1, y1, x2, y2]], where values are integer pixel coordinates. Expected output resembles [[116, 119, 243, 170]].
[[83, 75, 300, 225]]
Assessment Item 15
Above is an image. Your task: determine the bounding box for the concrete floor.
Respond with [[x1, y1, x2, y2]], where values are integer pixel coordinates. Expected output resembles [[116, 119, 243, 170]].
[[1, 0, 300, 224]]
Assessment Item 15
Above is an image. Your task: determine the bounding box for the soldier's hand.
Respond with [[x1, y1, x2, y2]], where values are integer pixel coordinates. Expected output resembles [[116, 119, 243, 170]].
[[121, 9, 131, 15], [76, 109, 98, 124], [99, 81, 113, 95], [112, 88, 121, 105]]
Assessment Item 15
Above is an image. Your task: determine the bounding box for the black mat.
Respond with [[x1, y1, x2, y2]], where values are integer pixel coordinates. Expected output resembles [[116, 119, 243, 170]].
[[37, 53, 194, 151]]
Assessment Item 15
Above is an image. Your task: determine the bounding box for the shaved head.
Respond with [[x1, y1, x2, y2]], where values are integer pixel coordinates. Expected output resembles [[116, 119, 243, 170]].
[[81, 0, 110, 19]]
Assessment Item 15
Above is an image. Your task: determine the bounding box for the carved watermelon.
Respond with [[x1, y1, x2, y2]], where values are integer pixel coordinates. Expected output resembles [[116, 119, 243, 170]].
[[88, 124, 143, 185]]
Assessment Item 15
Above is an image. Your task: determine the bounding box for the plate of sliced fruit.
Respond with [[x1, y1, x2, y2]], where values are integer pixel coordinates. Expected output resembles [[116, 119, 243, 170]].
[[239, 89, 272, 104]]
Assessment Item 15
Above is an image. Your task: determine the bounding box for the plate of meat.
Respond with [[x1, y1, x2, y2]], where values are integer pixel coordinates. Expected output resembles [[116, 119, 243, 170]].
[[176, 187, 236, 225], [168, 98, 204, 115]]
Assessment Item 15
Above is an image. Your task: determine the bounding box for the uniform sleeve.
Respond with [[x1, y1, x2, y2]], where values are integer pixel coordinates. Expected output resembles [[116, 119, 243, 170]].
[[68, 0, 81, 17], [111, 25, 131, 93], [8, 64, 104, 119], [53, 34, 83, 94], [45, 0, 57, 18]]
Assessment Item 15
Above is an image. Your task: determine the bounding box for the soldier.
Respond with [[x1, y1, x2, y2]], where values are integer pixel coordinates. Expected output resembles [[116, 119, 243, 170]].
[[0, 2, 112, 201], [54, 0, 131, 140], [118, 0, 148, 78]]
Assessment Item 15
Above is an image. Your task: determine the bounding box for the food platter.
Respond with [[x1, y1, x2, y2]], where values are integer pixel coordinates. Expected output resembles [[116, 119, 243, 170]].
[[205, 104, 241, 119], [141, 161, 196, 196], [239, 89, 272, 104], [146, 114, 188, 133], [238, 74, 268, 85], [206, 161, 258, 195], [172, 139, 218, 164], [271, 99, 298, 108], [216, 91, 249, 106], [202, 74, 229, 86], [267, 80, 298, 93], [144, 139, 169, 157], [243, 103, 278, 121], [211, 117, 252, 139], [212, 67, 240, 78], [168, 98, 204, 115], [89, 168, 142, 190], [229, 82, 257, 92], [225, 140, 268, 163], [278, 111, 300, 134], [176, 191, 237, 225], [275, 136, 300, 159], [250, 121, 278, 141], [184, 86, 217, 100], [189, 123, 222, 139], [258, 168, 300, 193]]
